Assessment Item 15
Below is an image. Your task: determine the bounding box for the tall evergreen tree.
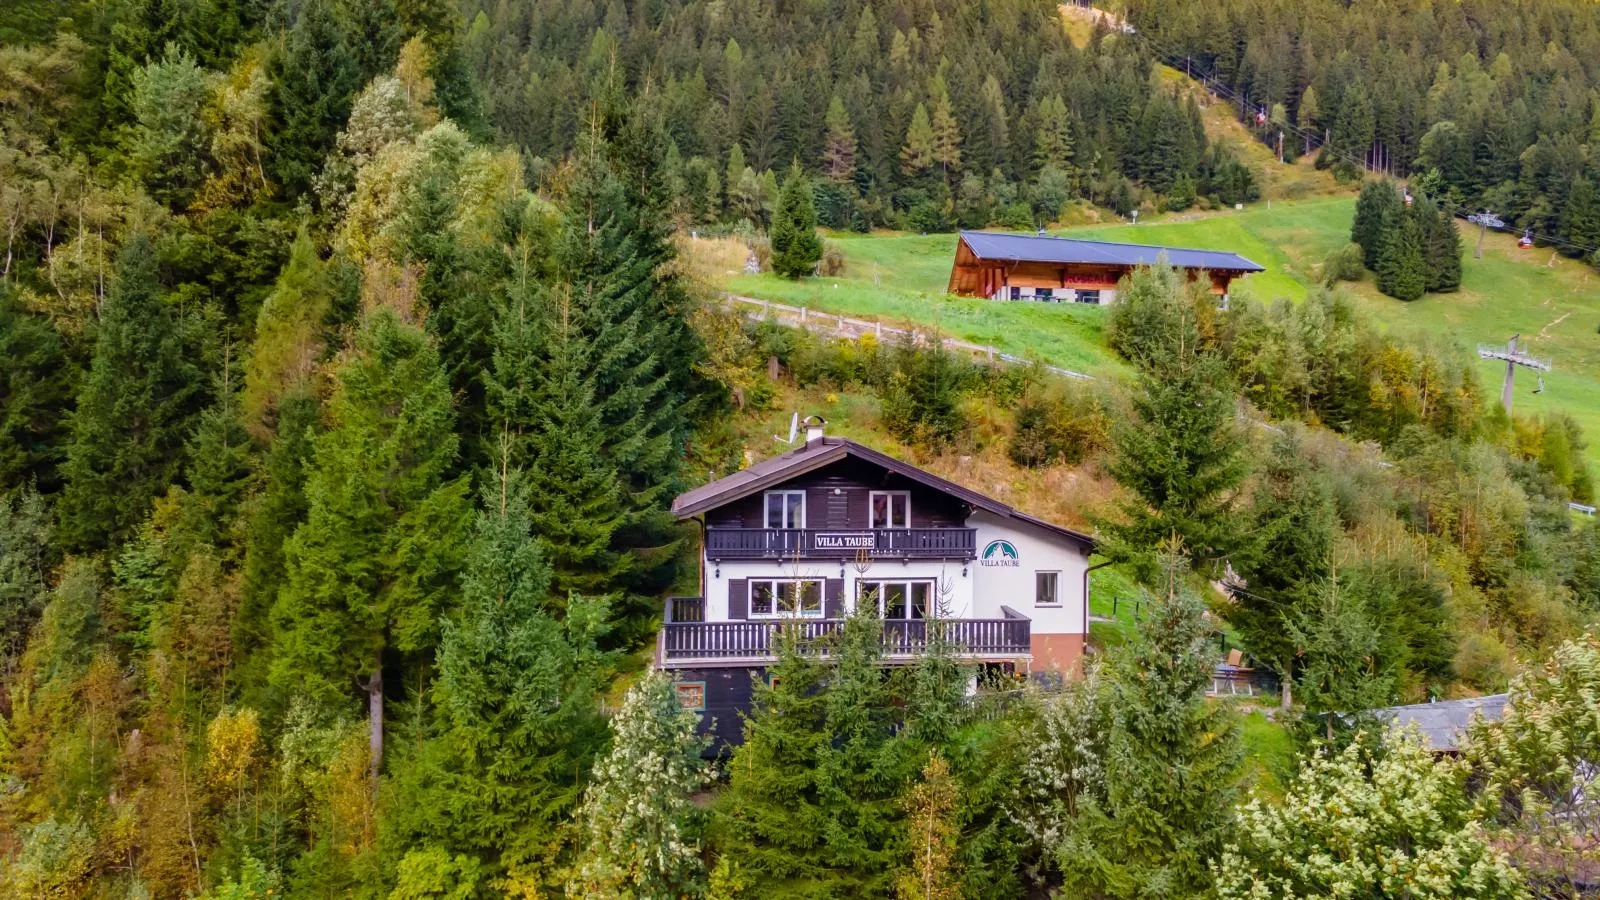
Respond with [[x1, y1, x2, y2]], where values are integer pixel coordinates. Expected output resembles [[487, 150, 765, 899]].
[[392, 473, 611, 887], [929, 80, 962, 182], [0, 283, 72, 494], [1416, 194, 1462, 292], [268, 0, 362, 197], [770, 163, 824, 278], [1100, 266, 1250, 581], [1377, 208, 1428, 301], [268, 307, 471, 770], [901, 103, 935, 175], [1560, 175, 1600, 258], [822, 95, 857, 184], [1351, 179, 1403, 269], [59, 236, 200, 550], [1057, 552, 1241, 897]]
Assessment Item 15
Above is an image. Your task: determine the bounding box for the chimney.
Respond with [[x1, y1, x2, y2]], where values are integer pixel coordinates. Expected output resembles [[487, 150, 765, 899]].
[[803, 414, 827, 445]]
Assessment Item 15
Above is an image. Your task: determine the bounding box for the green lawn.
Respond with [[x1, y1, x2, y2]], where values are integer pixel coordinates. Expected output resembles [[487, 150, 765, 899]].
[[716, 193, 1600, 468]]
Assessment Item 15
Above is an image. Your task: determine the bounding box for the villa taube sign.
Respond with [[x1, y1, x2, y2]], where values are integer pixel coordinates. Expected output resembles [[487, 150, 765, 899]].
[[814, 532, 877, 550]]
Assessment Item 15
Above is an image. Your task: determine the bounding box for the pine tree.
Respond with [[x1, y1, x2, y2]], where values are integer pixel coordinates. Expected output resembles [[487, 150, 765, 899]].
[[572, 667, 710, 898], [268, 307, 471, 772], [1032, 95, 1073, 173], [770, 163, 824, 279], [0, 282, 72, 494], [1377, 209, 1427, 301], [1099, 266, 1250, 581], [1351, 179, 1402, 269], [901, 103, 935, 175], [60, 235, 200, 550], [822, 95, 857, 184], [1057, 552, 1241, 897]]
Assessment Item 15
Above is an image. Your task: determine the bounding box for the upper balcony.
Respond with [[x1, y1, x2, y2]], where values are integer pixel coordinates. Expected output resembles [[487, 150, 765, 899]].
[[704, 526, 977, 561]]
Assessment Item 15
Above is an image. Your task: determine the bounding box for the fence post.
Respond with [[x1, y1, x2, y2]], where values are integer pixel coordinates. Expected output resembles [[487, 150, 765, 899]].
[[875, 321, 882, 338], [800, 306, 807, 324], [763, 299, 770, 317]]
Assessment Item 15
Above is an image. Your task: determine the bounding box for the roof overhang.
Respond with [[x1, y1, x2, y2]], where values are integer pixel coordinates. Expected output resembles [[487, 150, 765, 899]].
[[672, 437, 1096, 549]]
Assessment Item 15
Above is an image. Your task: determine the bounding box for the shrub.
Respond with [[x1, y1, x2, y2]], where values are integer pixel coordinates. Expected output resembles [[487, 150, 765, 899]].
[[1322, 242, 1365, 285], [1007, 384, 1111, 467]]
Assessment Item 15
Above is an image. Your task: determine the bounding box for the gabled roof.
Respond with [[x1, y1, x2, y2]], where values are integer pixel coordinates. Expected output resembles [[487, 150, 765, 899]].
[[672, 437, 1095, 547], [958, 230, 1265, 273], [1376, 694, 1509, 753]]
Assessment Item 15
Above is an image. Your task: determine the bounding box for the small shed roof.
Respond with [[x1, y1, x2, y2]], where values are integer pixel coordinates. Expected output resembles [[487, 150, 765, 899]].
[[1377, 694, 1509, 753], [958, 230, 1265, 273]]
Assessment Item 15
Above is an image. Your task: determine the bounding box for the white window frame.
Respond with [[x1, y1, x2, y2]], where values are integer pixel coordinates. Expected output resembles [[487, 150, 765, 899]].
[[869, 490, 911, 529], [1074, 289, 1101, 305], [749, 578, 824, 619], [1035, 571, 1061, 607], [764, 490, 806, 529], [858, 579, 935, 620]]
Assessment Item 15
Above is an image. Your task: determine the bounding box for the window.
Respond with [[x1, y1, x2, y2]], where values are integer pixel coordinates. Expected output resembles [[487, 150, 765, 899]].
[[1074, 289, 1101, 305], [858, 580, 933, 620], [1035, 571, 1060, 607], [869, 491, 910, 529], [750, 579, 824, 618], [1036, 287, 1053, 301], [764, 491, 806, 529], [674, 681, 706, 710], [1009, 286, 1022, 300]]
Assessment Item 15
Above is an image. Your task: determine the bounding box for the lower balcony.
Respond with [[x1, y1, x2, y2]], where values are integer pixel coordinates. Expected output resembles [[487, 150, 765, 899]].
[[658, 597, 1031, 666]]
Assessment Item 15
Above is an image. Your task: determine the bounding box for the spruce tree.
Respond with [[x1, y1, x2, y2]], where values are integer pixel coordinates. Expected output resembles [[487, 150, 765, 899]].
[[1560, 175, 1600, 257], [268, 0, 362, 196], [1099, 266, 1250, 582], [770, 163, 824, 279], [552, 135, 691, 626], [268, 307, 471, 769], [60, 235, 201, 550], [0, 283, 72, 494], [394, 473, 611, 885], [572, 667, 711, 897], [1377, 208, 1427, 301], [713, 625, 831, 894], [1350, 179, 1402, 269], [1417, 194, 1463, 292], [928, 80, 962, 182], [1057, 552, 1241, 897]]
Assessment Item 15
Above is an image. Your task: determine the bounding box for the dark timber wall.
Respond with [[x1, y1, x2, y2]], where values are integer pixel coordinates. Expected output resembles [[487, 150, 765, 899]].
[[704, 457, 968, 530]]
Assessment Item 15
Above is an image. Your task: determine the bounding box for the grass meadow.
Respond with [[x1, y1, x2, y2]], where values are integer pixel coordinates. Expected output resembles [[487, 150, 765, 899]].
[[701, 192, 1600, 468]]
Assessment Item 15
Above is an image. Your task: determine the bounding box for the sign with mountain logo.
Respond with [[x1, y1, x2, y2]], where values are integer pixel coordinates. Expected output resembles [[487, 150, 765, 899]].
[[980, 539, 1020, 567]]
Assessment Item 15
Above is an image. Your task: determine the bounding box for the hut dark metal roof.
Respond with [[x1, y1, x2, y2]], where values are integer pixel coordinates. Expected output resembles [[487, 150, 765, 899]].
[[957, 230, 1266, 273], [1377, 694, 1509, 753], [672, 436, 1095, 547]]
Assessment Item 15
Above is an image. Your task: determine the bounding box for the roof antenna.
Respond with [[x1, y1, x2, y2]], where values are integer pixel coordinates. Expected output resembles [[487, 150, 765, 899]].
[[774, 411, 799, 446]]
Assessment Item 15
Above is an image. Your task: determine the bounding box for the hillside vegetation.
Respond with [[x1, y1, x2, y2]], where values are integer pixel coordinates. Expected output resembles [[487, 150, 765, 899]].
[[715, 194, 1600, 467]]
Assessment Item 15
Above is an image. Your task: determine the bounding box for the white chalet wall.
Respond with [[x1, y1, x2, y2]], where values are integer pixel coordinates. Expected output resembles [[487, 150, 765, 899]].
[[966, 509, 1089, 636]]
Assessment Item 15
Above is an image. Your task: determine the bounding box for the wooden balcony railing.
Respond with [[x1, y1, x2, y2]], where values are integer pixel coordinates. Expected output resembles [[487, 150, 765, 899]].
[[704, 527, 977, 560], [658, 606, 1031, 664]]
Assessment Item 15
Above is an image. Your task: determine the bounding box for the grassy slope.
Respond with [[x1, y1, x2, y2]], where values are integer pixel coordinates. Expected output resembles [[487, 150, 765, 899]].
[[720, 194, 1600, 468]]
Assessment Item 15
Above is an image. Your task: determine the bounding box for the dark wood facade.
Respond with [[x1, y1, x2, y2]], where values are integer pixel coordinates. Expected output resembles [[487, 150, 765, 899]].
[[703, 456, 969, 531], [947, 233, 1256, 298]]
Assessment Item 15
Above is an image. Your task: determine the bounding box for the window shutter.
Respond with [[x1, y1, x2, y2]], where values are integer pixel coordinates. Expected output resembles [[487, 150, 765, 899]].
[[728, 579, 748, 620], [825, 578, 843, 618]]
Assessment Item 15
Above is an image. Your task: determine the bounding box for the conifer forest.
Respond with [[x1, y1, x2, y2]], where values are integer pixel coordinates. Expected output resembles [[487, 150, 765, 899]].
[[1, 0, 1599, 896]]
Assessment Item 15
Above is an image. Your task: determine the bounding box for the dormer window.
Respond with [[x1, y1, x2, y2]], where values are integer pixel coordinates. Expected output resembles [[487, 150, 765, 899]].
[[870, 491, 910, 529], [764, 491, 806, 529]]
